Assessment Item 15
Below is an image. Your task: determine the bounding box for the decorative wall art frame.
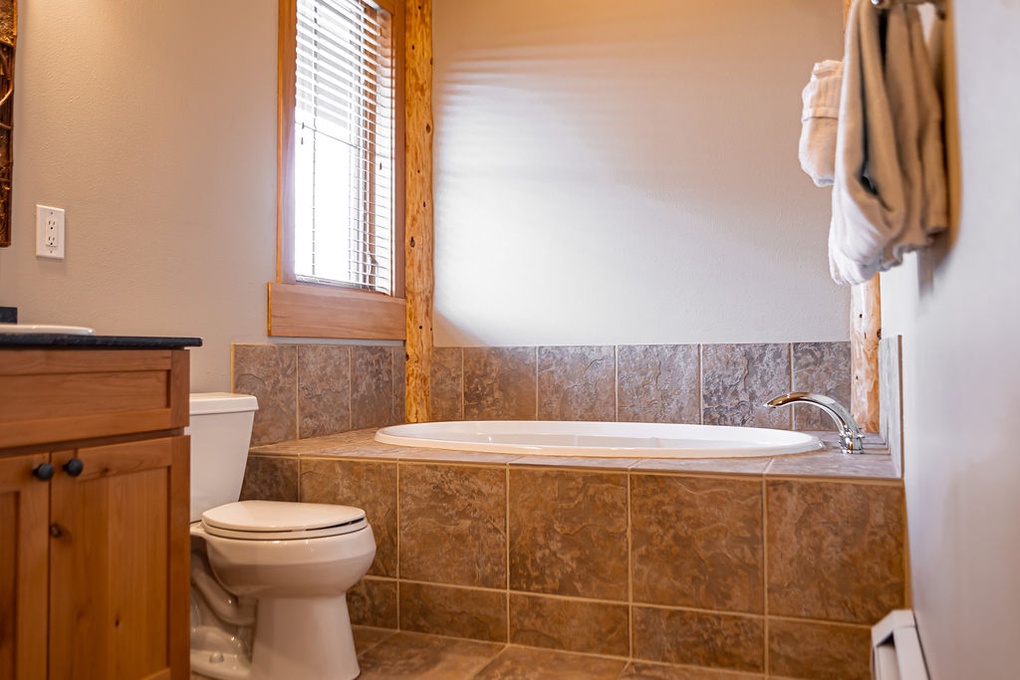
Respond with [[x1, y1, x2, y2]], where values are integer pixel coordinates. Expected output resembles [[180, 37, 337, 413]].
[[0, 0, 14, 247]]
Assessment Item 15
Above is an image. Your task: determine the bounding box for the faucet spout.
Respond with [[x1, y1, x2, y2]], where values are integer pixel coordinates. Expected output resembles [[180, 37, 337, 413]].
[[765, 392, 864, 455]]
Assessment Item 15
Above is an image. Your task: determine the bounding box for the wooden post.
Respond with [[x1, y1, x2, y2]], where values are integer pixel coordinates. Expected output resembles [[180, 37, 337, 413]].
[[844, 0, 881, 432], [404, 0, 433, 423], [851, 279, 881, 432]]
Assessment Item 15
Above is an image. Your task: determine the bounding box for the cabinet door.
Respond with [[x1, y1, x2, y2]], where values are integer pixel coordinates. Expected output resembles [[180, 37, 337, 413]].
[[0, 453, 50, 680], [49, 437, 189, 680]]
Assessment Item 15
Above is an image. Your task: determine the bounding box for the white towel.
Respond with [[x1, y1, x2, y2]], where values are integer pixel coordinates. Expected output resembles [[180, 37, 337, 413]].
[[828, 0, 948, 286], [799, 60, 843, 187]]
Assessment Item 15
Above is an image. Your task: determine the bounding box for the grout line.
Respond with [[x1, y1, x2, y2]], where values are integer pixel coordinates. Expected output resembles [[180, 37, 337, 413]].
[[347, 346, 354, 432], [395, 460, 402, 629], [614, 344, 620, 422], [390, 576, 643, 608], [294, 345, 302, 439], [626, 470, 633, 659], [533, 346, 539, 420], [765, 614, 873, 629], [698, 344, 705, 424], [459, 347, 465, 421], [505, 463, 511, 643], [788, 342, 795, 431], [762, 476, 769, 676]]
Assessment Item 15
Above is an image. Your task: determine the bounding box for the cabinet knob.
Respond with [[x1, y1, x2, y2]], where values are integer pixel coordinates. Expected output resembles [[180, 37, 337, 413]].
[[32, 463, 55, 481], [63, 458, 84, 477]]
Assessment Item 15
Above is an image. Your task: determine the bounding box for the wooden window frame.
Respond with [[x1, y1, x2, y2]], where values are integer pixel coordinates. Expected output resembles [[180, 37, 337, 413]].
[[271, 0, 407, 340]]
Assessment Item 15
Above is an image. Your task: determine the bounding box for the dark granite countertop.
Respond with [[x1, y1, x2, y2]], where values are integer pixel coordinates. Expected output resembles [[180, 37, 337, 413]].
[[0, 334, 202, 349]]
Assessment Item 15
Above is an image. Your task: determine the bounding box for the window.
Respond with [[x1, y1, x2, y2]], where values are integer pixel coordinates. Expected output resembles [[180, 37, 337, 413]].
[[273, 0, 405, 339]]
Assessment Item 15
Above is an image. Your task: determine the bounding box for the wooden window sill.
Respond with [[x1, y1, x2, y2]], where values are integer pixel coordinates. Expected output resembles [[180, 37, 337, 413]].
[[268, 282, 406, 340]]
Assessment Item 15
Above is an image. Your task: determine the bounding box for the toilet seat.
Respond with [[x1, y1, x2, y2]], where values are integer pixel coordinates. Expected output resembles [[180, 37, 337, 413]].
[[202, 500, 367, 540]]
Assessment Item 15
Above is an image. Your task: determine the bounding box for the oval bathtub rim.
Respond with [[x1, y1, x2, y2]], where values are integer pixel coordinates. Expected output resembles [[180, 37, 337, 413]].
[[374, 421, 824, 459]]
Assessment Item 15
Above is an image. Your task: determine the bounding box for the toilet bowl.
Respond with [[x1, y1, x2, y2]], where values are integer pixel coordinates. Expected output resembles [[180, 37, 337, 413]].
[[187, 393, 376, 680]]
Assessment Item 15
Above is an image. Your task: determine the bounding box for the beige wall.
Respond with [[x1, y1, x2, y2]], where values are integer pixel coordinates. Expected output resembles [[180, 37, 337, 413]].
[[2, 1, 851, 390], [432, 0, 850, 346], [882, 4, 1020, 678], [0, 0, 278, 391]]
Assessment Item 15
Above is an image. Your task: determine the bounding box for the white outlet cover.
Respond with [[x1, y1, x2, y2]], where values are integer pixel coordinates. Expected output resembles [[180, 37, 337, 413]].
[[36, 204, 65, 260]]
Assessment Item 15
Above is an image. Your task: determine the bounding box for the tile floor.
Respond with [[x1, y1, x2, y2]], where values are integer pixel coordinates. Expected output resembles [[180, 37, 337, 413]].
[[351, 626, 764, 679], [193, 625, 767, 679]]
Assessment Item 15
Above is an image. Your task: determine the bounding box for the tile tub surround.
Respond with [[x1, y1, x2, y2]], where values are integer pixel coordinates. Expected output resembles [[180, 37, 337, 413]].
[[232, 343, 406, 446], [430, 342, 850, 432], [243, 431, 904, 680], [231, 341, 850, 446]]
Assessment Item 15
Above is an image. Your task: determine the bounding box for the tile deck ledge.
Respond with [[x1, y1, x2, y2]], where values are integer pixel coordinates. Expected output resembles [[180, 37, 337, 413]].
[[249, 429, 898, 481]]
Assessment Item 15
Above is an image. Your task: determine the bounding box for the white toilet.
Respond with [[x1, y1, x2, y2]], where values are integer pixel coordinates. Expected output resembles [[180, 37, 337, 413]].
[[187, 392, 376, 680]]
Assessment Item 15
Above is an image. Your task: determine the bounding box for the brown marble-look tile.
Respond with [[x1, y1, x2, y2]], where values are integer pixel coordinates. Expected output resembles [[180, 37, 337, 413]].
[[618, 344, 701, 424], [537, 345, 616, 421], [765, 447, 899, 481], [791, 342, 852, 432], [768, 618, 871, 680], [767, 480, 906, 624], [631, 458, 770, 476], [464, 347, 537, 420], [475, 646, 627, 680], [399, 463, 507, 588], [250, 429, 381, 456], [631, 475, 764, 613], [508, 468, 628, 601], [356, 631, 503, 679], [232, 343, 298, 445], [238, 454, 299, 502], [396, 448, 520, 465], [506, 455, 636, 471], [879, 335, 903, 477], [701, 344, 790, 429], [352, 625, 397, 656], [620, 661, 765, 679], [300, 458, 398, 576], [348, 576, 398, 629], [399, 581, 507, 642], [297, 344, 351, 438], [430, 346, 463, 421], [352, 345, 394, 430], [391, 346, 406, 425], [509, 593, 629, 657], [632, 606, 764, 673]]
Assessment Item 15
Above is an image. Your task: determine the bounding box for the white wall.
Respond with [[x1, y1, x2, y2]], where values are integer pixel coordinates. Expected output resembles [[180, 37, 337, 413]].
[[432, 0, 850, 347], [881, 3, 1020, 678], [0, 0, 278, 391]]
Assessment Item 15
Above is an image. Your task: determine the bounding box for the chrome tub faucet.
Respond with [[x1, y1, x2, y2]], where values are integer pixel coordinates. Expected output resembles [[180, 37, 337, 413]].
[[765, 392, 864, 455]]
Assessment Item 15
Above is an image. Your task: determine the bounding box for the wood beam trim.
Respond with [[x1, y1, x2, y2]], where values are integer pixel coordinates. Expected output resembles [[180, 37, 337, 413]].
[[403, 0, 433, 423]]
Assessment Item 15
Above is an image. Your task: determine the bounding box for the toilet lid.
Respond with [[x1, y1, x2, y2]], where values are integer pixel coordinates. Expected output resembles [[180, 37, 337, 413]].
[[202, 500, 367, 540]]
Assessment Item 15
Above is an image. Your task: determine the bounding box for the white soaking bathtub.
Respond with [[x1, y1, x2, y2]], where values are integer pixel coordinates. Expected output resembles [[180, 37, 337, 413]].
[[374, 421, 823, 458]]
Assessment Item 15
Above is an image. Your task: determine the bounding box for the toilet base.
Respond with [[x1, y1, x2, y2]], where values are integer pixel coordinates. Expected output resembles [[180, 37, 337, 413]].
[[250, 594, 360, 680]]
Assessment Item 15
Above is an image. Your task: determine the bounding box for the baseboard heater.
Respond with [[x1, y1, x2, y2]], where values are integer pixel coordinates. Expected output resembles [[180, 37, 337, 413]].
[[872, 609, 930, 680]]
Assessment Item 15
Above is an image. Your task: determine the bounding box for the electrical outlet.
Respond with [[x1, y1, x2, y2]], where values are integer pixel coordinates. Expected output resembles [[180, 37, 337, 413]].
[[36, 205, 65, 260]]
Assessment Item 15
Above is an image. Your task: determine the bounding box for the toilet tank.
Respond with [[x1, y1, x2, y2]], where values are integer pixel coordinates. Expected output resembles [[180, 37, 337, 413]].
[[187, 392, 259, 522]]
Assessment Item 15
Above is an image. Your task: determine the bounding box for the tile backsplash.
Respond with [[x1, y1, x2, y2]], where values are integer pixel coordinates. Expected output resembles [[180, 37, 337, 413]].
[[232, 343, 405, 446], [432, 342, 850, 432], [232, 341, 850, 446]]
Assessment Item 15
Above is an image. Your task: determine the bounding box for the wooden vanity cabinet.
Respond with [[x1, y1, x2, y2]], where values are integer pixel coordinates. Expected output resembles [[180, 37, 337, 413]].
[[0, 348, 191, 680]]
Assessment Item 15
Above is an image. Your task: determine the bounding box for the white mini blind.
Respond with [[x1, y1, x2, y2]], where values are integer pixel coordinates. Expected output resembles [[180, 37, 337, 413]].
[[293, 0, 396, 294]]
